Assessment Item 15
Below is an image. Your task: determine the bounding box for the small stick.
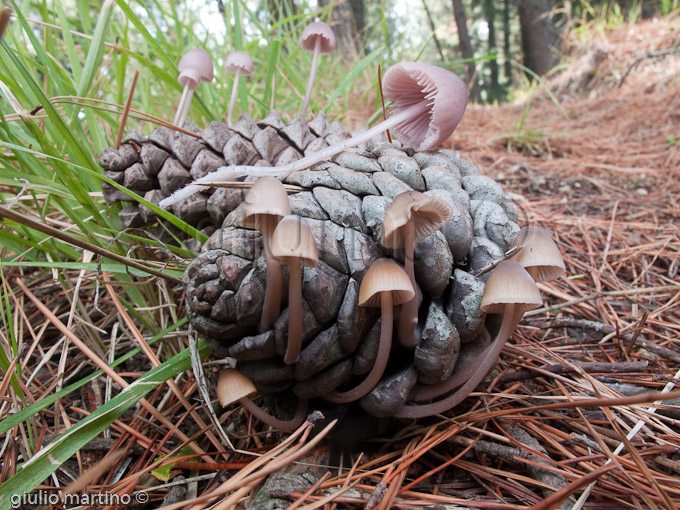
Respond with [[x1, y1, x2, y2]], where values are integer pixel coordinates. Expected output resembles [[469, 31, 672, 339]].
[[377, 64, 391, 143], [498, 360, 650, 385], [114, 69, 140, 149]]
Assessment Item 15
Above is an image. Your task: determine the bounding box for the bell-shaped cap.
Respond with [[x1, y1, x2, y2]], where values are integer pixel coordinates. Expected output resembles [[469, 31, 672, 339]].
[[300, 21, 336, 54], [178, 48, 215, 90], [225, 50, 254, 76], [270, 215, 319, 268], [358, 258, 415, 308], [381, 191, 453, 249], [217, 368, 256, 406], [382, 62, 468, 151], [480, 260, 543, 314], [243, 177, 291, 231], [510, 226, 566, 282]]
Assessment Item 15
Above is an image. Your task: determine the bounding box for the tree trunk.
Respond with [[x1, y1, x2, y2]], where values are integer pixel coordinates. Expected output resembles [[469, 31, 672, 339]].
[[348, 0, 365, 40], [503, 0, 512, 84], [484, 0, 499, 102], [517, 0, 558, 77], [451, 0, 481, 102], [318, 0, 359, 59]]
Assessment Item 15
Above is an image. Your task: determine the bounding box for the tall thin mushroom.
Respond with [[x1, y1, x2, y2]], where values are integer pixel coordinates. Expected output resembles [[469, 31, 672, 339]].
[[270, 215, 319, 365], [217, 368, 307, 431], [380, 191, 452, 347], [173, 48, 214, 129], [395, 260, 542, 418], [160, 62, 469, 208], [326, 259, 414, 403], [299, 21, 336, 120], [225, 50, 254, 127], [243, 177, 291, 331]]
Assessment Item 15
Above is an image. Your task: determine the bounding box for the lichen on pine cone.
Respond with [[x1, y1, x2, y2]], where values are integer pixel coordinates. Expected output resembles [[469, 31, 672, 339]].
[[172, 112, 521, 420]]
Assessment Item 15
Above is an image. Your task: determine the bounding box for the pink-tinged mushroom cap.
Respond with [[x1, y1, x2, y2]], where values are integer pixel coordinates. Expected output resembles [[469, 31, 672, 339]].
[[300, 21, 336, 54], [225, 50, 254, 76], [382, 62, 468, 151], [178, 48, 215, 91]]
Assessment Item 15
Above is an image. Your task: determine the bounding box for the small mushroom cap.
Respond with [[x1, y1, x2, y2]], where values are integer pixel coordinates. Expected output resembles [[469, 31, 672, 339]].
[[381, 191, 453, 249], [178, 48, 215, 90], [270, 215, 319, 267], [300, 21, 336, 54], [358, 258, 415, 308], [510, 226, 566, 282], [480, 260, 543, 314], [217, 368, 256, 406], [243, 177, 291, 231], [382, 62, 468, 151], [225, 50, 254, 75]]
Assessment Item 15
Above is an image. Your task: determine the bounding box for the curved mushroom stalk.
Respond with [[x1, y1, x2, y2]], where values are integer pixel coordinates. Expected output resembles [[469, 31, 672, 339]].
[[241, 397, 308, 432], [160, 62, 469, 209], [326, 258, 413, 404], [395, 305, 522, 419]]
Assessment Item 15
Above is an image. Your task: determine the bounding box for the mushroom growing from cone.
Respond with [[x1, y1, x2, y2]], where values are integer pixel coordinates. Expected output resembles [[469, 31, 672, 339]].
[[225, 50, 254, 127], [217, 368, 307, 431], [510, 226, 566, 282], [380, 191, 453, 347], [396, 260, 542, 418], [173, 48, 215, 129], [299, 21, 336, 120], [270, 215, 319, 365], [160, 61, 469, 208], [326, 258, 414, 404], [243, 177, 291, 331]]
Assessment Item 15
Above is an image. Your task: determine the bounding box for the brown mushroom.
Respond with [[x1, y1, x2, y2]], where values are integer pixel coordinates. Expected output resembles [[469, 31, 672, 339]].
[[243, 177, 291, 331], [510, 226, 565, 282], [270, 215, 319, 364], [326, 258, 414, 404], [396, 260, 542, 418], [217, 368, 307, 431], [380, 191, 452, 347], [160, 62, 469, 208], [225, 50, 254, 127]]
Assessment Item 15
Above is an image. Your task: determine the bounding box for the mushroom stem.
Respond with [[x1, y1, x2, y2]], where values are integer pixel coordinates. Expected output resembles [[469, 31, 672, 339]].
[[299, 37, 322, 120], [398, 220, 418, 347], [160, 101, 430, 207], [241, 397, 308, 432], [284, 262, 303, 365], [259, 217, 282, 331], [173, 85, 195, 128], [326, 292, 394, 403], [227, 68, 242, 127], [395, 304, 521, 419]]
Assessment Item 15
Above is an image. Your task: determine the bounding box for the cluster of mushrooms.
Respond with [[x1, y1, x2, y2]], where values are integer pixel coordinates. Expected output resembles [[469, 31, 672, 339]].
[[99, 19, 567, 430]]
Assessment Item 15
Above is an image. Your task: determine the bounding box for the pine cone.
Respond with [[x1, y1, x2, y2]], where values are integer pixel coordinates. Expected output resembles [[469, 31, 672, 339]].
[[182, 125, 521, 421]]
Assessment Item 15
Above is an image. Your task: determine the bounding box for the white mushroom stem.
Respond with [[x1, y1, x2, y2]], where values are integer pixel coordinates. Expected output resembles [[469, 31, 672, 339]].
[[284, 262, 303, 365], [227, 69, 242, 127], [300, 37, 322, 120], [259, 217, 282, 331], [395, 304, 522, 419], [241, 397, 308, 432], [160, 101, 430, 208], [325, 292, 393, 404], [399, 220, 418, 347], [173, 85, 195, 128]]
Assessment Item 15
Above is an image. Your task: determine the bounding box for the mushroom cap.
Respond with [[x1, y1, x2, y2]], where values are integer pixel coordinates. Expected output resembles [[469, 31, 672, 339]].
[[225, 50, 254, 76], [270, 215, 319, 267], [178, 48, 215, 90], [382, 62, 468, 151], [300, 21, 336, 54], [217, 368, 256, 406], [480, 260, 543, 314], [510, 226, 566, 282], [358, 258, 415, 308], [380, 191, 453, 249], [243, 177, 291, 231]]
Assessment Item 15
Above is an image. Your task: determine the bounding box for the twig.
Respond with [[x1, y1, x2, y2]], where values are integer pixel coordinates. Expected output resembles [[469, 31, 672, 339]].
[[498, 360, 649, 385], [114, 69, 140, 149], [617, 46, 680, 87]]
